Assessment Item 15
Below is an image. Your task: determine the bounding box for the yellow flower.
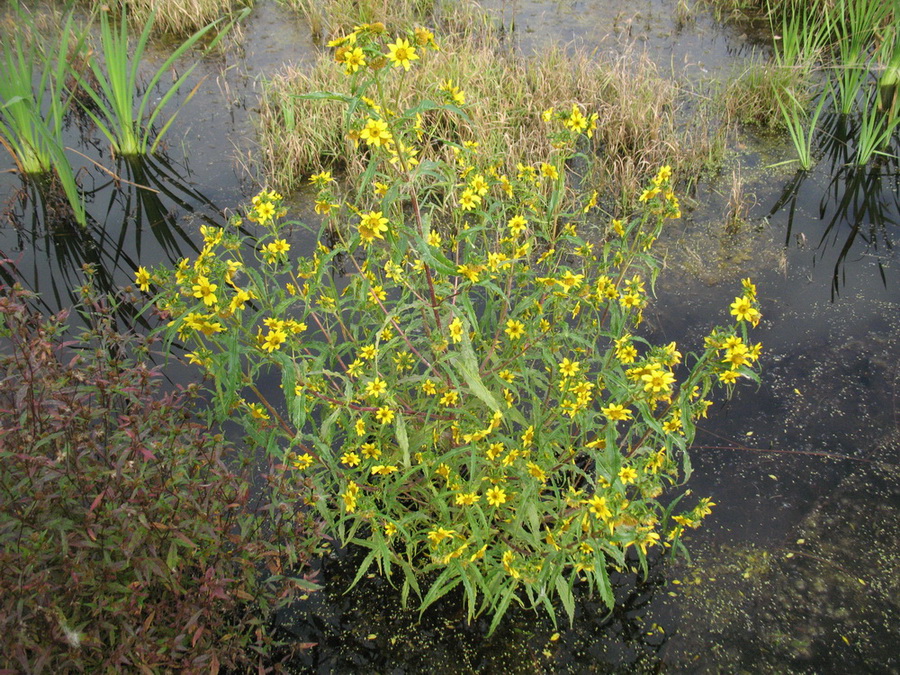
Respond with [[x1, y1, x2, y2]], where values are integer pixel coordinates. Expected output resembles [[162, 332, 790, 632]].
[[504, 319, 525, 340], [507, 215, 527, 237], [587, 495, 611, 519], [458, 188, 481, 211], [448, 317, 464, 343], [386, 37, 419, 70], [309, 171, 333, 186], [618, 466, 638, 485], [347, 359, 364, 377], [261, 328, 287, 352], [247, 402, 269, 420], [730, 295, 761, 326], [361, 442, 381, 459], [358, 211, 389, 243], [469, 173, 489, 196], [455, 492, 480, 506], [426, 527, 455, 546], [486, 442, 504, 460], [421, 379, 437, 395], [375, 407, 395, 425], [371, 464, 399, 476], [559, 358, 580, 378], [641, 367, 675, 393], [365, 377, 387, 398], [540, 162, 559, 180], [440, 390, 459, 406], [342, 46, 366, 74], [601, 403, 632, 421], [359, 118, 393, 148], [340, 451, 361, 467], [486, 485, 508, 507], [135, 266, 151, 292], [354, 418, 366, 436], [427, 231, 442, 247], [414, 25, 438, 49], [192, 276, 218, 307], [719, 369, 739, 384], [360, 344, 377, 360], [290, 453, 314, 470], [440, 79, 465, 105]]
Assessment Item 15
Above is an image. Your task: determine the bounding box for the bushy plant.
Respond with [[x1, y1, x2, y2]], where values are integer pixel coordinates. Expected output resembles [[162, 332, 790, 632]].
[[0, 281, 319, 671], [150, 25, 763, 633]]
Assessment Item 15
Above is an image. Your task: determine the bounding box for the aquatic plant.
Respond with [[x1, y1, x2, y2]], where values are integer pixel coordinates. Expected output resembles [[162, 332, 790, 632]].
[[768, 0, 829, 73], [854, 89, 900, 165], [76, 2, 247, 157], [0, 281, 319, 671], [775, 85, 828, 170], [825, 0, 889, 115], [152, 27, 764, 633], [0, 1, 88, 224]]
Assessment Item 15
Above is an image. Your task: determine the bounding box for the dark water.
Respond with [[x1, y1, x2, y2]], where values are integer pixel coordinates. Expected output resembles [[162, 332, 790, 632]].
[[1, 1, 897, 671]]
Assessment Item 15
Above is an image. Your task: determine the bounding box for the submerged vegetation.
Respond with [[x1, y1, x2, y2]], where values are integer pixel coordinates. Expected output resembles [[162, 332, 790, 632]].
[[149, 26, 763, 633]]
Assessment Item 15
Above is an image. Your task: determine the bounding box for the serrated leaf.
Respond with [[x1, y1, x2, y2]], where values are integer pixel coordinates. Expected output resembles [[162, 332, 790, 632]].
[[396, 412, 410, 468], [451, 332, 500, 412], [555, 574, 575, 627]]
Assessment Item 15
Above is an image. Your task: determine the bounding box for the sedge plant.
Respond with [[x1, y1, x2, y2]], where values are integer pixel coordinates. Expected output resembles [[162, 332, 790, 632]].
[[149, 25, 764, 633], [775, 85, 828, 170], [76, 2, 248, 157]]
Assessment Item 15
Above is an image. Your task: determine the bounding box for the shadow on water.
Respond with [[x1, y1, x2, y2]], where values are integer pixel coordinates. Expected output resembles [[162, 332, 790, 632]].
[[0, 152, 223, 328]]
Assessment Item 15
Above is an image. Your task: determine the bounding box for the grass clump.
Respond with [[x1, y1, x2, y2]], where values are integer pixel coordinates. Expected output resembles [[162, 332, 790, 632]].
[[257, 30, 706, 207], [121, 0, 250, 36]]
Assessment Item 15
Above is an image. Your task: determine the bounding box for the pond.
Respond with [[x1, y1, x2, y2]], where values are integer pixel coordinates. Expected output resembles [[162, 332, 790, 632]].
[[1, 0, 897, 672]]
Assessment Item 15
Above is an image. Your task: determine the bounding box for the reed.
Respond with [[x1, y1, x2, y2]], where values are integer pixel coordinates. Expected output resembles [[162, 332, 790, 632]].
[[769, 0, 829, 73]]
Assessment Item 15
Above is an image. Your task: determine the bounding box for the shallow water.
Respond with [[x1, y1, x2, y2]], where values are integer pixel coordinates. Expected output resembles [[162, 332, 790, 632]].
[[1, 1, 898, 671]]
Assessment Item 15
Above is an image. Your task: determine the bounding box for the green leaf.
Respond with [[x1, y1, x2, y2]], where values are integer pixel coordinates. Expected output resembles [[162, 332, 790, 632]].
[[555, 573, 576, 627], [451, 331, 500, 412], [487, 581, 520, 636], [395, 412, 410, 468]]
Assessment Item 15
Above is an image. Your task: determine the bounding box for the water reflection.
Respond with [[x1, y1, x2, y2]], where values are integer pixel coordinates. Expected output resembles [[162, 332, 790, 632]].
[[0, 153, 222, 324], [279, 545, 671, 674], [767, 131, 899, 300]]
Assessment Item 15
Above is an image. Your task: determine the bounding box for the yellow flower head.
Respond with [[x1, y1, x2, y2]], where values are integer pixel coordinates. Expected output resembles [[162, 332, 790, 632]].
[[448, 317, 464, 343], [505, 319, 526, 340], [135, 266, 151, 292], [386, 37, 419, 70], [485, 485, 508, 507], [358, 211, 389, 243]]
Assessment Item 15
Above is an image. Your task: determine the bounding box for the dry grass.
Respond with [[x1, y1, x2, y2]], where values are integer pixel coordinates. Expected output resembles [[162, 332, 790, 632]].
[[122, 0, 246, 35], [256, 29, 712, 208], [722, 61, 809, 130]]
